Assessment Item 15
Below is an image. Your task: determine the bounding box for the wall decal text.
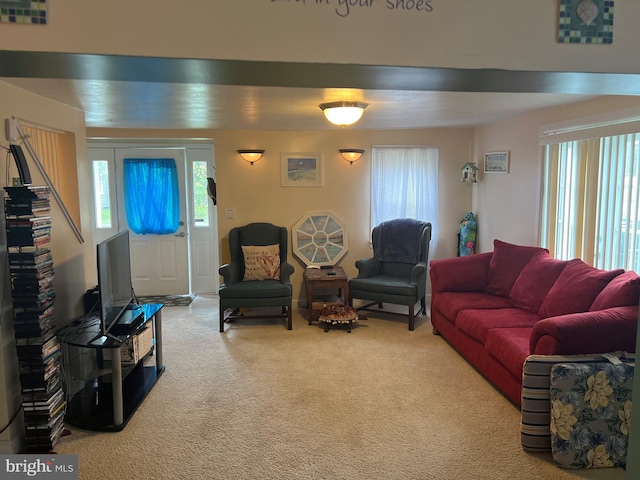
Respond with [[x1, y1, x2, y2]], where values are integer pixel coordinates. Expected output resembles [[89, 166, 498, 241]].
[[270, 0, 435, 18]]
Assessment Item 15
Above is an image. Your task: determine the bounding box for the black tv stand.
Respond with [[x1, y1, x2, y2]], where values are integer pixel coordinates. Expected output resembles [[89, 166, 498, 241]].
[[57, 303, 164, 431]]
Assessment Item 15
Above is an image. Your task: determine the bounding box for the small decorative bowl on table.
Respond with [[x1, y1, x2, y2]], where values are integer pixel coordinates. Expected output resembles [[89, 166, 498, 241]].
[[318, 304, 359, 333]]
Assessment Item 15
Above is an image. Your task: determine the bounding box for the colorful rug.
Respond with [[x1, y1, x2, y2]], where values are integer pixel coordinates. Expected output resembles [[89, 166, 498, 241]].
[[138, 294, 195, 307]]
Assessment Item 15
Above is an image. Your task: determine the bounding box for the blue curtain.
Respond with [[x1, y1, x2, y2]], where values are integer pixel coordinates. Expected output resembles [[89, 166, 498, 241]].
[[123, 158, 180, 235]]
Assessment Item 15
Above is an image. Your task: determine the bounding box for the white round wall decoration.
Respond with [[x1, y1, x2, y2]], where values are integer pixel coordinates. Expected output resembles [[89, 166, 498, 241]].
[[292, 211, 348, 266]]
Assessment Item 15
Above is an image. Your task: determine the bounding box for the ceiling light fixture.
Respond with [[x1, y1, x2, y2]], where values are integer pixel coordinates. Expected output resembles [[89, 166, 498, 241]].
[[237, 149, 265, 166], [319, 101, 368, 126], [339, 149, 365, 165]]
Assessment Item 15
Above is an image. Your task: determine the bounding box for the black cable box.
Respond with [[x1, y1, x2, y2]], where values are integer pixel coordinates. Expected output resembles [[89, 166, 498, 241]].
[[110, 308, 145, 335]]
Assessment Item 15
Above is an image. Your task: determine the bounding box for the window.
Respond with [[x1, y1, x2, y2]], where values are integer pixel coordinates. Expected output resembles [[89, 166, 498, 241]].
[[123, 158, 180, 235], [92, 160, 112, 229], [371, 146, 439, 254], [541, 133, 640, 272], [192, 161, 210, 227], [20, 123, 81, 232]]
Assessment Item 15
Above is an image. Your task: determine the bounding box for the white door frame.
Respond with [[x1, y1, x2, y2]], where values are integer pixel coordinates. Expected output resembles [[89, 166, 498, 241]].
[[87, 140, 219, 295]]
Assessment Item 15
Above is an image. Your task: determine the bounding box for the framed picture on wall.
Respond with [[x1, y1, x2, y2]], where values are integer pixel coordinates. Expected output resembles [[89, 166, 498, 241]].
[[281, 152, 324, 187], [484, 151, 510, 174]]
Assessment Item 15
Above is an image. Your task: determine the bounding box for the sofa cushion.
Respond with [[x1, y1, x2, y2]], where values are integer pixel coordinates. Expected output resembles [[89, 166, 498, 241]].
[[486, 240, 547, 298], [520, 352, 636, 453], [509, 251, 569, 314], [590, 270, 640, 311], [432, 292, 514, 325], [538, 259, 624, 318], [456, 308, 541, 344], [484, 327, 533, 378], [430, 252, 492, 293]]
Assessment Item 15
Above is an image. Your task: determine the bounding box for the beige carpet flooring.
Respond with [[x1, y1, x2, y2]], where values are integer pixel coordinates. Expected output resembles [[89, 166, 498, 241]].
[[55, 296, 626, 480]]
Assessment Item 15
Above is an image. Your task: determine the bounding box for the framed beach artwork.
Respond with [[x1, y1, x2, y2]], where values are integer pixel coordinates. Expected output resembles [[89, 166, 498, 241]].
[[484, 151, 510, 174], [281, 152, 324, 187]]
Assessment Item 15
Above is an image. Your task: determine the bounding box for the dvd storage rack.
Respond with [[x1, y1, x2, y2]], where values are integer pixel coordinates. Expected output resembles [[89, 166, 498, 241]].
[[4, 185, 65, 452]]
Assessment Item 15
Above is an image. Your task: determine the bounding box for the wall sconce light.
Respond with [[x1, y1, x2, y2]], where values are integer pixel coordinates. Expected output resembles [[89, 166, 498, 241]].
[[339, 149, 365, 165], [237, 149, 265, 166], [461, 162, 479, 183], [319, 101, 368, 126]]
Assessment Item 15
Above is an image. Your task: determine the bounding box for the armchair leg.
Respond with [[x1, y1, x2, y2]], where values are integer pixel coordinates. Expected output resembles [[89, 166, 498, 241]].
[[421, 298, 427, 315], [408, 304, 415, 331], [287, 305, 292, 330], [219, 305, 225, 332]]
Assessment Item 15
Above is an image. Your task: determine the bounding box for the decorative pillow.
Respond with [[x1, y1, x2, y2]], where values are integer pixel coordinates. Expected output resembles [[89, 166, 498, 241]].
[[538, 259, 624, 318], [486, 239, 548, 298], [590, 271, 640, 311], [509, 251, 569, 314], [242, 244, 280, 281]]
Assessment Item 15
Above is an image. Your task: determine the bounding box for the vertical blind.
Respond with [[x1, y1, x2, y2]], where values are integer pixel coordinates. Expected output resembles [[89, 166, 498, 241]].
[[541, 133, 640, 271]]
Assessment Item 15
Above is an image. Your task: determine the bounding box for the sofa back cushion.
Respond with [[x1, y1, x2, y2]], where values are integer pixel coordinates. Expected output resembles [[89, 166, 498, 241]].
[[486, 239, 548, 298], [509, 251, 569, 314], [538, 259, 624, 318], [589, 270, 640, 311]]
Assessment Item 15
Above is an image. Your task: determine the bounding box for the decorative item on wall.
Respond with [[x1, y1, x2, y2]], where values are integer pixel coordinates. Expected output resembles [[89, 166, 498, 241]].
[[237, 149, 264, 166], [339, 149, 365, 165], [0, 0, 47, 24], [281, 152, 324, 187], [319, 101, 368, 126], [206, 177, 217, 205], [460, 162, 478, 183], [292, 211, 348, 266], [484, 151, 510, 174], [558, 0, 614, 44]]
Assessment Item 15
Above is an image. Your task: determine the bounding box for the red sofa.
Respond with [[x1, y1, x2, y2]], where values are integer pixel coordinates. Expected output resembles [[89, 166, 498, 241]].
[[429, 240, 640, 406]]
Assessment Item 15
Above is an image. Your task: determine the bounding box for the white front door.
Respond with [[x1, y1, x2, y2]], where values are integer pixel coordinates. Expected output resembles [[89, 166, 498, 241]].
[[115, 148, 189, 296]]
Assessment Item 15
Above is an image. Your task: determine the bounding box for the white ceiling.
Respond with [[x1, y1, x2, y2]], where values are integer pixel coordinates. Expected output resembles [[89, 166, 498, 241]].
[[2, 77, 596, 131], [2, 51, 628, 131]]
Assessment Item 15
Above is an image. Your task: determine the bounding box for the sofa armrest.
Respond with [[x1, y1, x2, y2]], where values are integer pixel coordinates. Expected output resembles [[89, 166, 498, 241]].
[[529, 305, 639, 355], [429, 252, 492, 293], [354, 257, 379, 278], [219, 263, 241, 285]]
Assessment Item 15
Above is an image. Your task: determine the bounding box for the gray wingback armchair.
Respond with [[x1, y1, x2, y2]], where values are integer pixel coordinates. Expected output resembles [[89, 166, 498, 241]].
[[218, 223, 294, 332], [348, 219, 432, 331]]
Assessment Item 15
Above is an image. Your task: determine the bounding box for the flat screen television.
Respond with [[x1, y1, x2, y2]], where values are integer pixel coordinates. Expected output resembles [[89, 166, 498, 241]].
[[97, 230, 134, 336]]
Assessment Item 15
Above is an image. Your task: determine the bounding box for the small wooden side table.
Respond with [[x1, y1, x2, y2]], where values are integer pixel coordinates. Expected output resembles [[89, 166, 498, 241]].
[[303, 266, 349, 324]]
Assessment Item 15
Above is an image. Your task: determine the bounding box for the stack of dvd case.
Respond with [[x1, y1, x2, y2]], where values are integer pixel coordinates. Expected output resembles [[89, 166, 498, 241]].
[[4, 185, 65, 452]]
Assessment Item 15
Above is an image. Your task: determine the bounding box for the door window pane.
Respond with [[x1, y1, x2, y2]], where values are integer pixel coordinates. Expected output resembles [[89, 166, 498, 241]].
[[123, 158, 180, 235], [193, 161, 209, 227], [92, 160, 112, 229]]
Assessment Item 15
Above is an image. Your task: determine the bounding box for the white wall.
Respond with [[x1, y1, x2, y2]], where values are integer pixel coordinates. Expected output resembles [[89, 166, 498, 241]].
[[1, 1, 639, 74], [88, 126, 475, 301], [0, 81, 94, 451], [473, 95, 640, 252]]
